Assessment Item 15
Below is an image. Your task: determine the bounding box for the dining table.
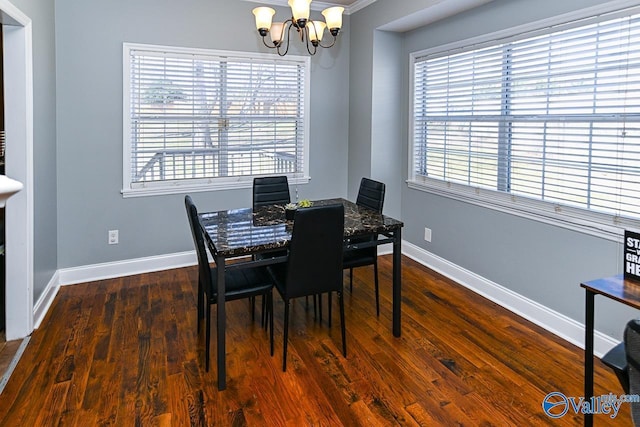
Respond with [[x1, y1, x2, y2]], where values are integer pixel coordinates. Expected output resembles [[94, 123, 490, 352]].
[[198, 197, 404, 390]]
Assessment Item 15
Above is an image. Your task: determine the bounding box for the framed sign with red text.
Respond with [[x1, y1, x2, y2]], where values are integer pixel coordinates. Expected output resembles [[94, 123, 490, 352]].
[[624, 230, 640, 281]]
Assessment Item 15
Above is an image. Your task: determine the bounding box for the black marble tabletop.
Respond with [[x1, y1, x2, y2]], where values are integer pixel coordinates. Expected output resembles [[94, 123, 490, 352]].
[[199, 198, 403, 258]]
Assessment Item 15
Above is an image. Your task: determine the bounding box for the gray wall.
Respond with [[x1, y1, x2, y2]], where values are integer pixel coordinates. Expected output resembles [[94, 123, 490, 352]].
[[17, 0, 639, 340], [53, 0, 350, 268], [348, 0, 433, 208], [9, 0, 58, 303], [370, 30, 402, 219], [350, 0, 640, 340]]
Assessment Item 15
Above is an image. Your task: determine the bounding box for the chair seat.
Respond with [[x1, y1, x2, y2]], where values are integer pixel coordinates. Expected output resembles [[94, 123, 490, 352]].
[[602, 335, 631, 395], [602, 342, 627, 373], [209, 266, 273, 302], [266, 262, 287, 295], [343, 247, 377, 269], [255, 249, 288, 260]]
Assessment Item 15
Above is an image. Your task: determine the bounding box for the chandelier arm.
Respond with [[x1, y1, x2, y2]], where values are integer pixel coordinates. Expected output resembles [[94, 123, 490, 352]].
[[317, 35, 337, 49], [261, 36, 277, 49], [277, 21, 294, 57]]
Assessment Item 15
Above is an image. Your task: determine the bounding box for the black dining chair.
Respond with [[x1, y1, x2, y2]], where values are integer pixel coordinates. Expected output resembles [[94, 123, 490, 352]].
[[603, 318, 640, 395], [184, 195, 274, 372], [268, 204, 346, 371], [251, 176, 292, 321], [343, 177, 385, 316], [253, 176, 291, 209], [625, 319, 640, 424], [602, 318, 640, 424]]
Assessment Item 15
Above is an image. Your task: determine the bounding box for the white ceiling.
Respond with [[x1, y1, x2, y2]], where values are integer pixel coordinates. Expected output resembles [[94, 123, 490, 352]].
[[314, 0, 367, 6], [244, 0, 495, 31], [243, 0, 377, 15]]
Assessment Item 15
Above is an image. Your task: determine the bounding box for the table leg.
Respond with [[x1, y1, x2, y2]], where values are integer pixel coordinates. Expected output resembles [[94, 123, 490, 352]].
[[392, 228, 402, 337], [217, 257, 226, 391], [584, 289, 594, 427]]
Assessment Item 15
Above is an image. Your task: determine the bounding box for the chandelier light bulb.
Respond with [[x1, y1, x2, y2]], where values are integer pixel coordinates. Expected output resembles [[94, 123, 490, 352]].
[[308, 21, 326, 44], [288, 0, 311, 26], [270, 22, 285, 45], [252, 7, 275, 36], [322, 6, 344, 35]]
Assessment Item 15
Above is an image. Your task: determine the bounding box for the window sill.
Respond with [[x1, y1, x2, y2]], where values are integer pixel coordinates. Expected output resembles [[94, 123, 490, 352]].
[[122, 176, 311, 198], [407, 177, 638, 243]]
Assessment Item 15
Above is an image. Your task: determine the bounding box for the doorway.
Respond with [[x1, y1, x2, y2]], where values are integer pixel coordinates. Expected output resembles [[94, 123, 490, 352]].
[[0, 25, 5, 339], [1, 0, 34, 341]]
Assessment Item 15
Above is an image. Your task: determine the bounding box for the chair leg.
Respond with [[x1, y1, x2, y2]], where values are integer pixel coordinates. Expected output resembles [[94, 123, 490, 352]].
[[339, 291, 346, 357], [318, 294, 322, 323], [313, 295, 318, 320], [262, 295, 268, 330], [269, 292, 274, 356], [283, 300, 290, 372], [374, 261, 380, 317], [349, 268, 353, 292], [205, 302, 211, 372], [251, 296, 256, 322], [197, 278, 204, 334], [328, 292, 332, 328]]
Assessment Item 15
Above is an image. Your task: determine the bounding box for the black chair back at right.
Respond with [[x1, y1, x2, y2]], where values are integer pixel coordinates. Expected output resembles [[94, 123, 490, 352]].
[[253, 176, 291, 209], [356, 177, 385, 213]]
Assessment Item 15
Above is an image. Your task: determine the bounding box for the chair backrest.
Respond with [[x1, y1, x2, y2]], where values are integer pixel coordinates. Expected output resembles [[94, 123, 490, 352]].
[[356, 177, 385, 213], [284, 204, 345, 299], [253, 176, 291, 209], [625, 319, 640, 424], [184, 195, 212, 293]]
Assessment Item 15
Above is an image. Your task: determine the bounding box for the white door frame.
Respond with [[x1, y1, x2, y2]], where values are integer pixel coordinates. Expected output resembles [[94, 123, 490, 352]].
[[2, 0, 34, 340]]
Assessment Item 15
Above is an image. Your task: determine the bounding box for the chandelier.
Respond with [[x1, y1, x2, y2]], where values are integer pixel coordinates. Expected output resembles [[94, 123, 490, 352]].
[[252, 0, 344, 56]]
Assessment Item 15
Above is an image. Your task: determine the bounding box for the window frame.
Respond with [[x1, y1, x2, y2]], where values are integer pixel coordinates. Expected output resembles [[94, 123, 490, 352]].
[[122, 43, 311, 198], [408, 2, 640, 241]]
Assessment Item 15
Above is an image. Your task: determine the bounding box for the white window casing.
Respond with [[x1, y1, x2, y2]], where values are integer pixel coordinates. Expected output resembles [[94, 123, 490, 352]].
[[123, 43, 311, 197], [409, 2, 640, 241]]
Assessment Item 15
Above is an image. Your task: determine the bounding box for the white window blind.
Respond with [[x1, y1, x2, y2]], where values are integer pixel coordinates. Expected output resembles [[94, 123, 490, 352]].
[[411, 10, 640, 229], [123, 44, 309, 195]]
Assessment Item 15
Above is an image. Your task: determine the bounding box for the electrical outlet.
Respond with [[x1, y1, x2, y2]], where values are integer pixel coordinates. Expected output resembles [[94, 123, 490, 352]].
[[108, 229, 119, 245], [424, 227, 432, 242]]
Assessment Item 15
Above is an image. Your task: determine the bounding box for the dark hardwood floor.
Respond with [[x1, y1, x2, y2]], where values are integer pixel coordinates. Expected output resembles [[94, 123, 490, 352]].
[[0, 255, 629, 426]]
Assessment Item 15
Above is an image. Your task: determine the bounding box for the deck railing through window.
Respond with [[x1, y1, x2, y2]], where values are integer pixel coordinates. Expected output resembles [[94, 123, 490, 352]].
[[133, 147, 296, 183]]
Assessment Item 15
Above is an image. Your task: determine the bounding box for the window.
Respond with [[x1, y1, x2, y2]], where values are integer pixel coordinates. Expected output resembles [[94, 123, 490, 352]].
[[123, 43, 310, 196], [410, 8, 640, 237]]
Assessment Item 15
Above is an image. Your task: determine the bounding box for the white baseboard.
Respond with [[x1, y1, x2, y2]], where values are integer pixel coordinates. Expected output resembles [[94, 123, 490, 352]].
[[39, 243, 618, 358], [57, 250, 197, 286], [402, 241, 619, 358], [33, 270, 60, 329]]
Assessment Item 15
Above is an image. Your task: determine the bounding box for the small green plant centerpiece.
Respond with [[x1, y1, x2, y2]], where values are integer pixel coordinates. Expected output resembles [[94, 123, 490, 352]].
[[285, 199, 313, 220]]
